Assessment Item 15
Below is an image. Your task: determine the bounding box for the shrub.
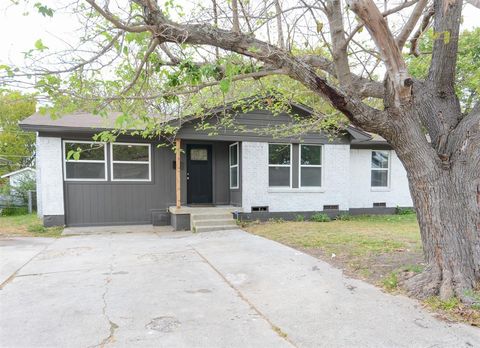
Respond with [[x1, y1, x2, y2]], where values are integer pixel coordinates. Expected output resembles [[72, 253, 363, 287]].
[[336, 213, 352, 221], [396, 206, 416, 215], [294, 214, 305, 222], [310, 213, 331, 222]]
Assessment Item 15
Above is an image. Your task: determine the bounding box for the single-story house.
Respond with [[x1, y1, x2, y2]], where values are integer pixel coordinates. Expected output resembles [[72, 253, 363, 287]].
[[1, 167, 36, 188], [19, 101, 413, 230]]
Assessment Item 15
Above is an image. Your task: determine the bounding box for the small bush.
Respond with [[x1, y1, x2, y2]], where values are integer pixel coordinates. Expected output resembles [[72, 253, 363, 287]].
[[28, 223, 47, 233], [310, 213, 331, 222], [396, 206, 416, 215], [336, 213, 352, 221], [294, 214, 305, 222], [1, 206, 29, 216], [382, 272, 398, 291]]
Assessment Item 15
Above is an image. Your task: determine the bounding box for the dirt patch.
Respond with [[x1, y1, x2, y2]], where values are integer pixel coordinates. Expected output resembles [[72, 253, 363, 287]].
[[298, 245, 424, 285]]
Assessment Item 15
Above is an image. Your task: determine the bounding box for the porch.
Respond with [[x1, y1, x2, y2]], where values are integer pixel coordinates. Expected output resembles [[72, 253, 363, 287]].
[[168, 205, 242, 232]]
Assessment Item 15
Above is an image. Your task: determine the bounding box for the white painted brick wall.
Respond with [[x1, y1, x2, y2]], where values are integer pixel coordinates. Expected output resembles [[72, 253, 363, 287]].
[[36, 136, 64, 216], [241, 142, 351, 212], [349, 149, 413, 208]]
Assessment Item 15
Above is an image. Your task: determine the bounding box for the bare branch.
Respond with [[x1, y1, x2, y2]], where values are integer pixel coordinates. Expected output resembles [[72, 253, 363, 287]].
[[85, 0, 151, 33], [274, 0, 285, 49], [396, 0, 429, 50], [348, 0, 412, 106], [409, 6, 435, 56], [344, 0, 420, 48], [231, 0, 240, 32]]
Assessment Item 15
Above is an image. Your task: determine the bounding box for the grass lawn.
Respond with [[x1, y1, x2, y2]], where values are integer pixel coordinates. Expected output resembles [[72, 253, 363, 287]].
[[245, 214, 423, 284], [244, 213, 480, 326], [0, 214, 63, 237]]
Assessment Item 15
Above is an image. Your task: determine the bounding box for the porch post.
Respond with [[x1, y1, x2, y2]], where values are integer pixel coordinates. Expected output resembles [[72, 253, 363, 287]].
[[175, 138, 181, 209]]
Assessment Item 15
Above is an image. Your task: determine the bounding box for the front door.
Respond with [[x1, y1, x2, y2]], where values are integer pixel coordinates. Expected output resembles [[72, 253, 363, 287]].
[[187, 144, 213, 204]]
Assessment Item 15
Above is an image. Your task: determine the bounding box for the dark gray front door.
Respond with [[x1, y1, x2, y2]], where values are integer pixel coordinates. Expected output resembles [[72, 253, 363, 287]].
[[187, 144, 213, 204]]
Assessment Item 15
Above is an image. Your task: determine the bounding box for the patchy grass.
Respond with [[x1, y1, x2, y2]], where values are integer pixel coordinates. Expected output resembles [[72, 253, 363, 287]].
[[424, 296, 480, 326], [245, 214, 423, 284], [0, 214, 63, 237], [244, 214, 480, 326]]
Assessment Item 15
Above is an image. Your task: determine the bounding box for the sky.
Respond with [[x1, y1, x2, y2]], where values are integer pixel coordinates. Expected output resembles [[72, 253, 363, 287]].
[[0, 1, 478, 76]]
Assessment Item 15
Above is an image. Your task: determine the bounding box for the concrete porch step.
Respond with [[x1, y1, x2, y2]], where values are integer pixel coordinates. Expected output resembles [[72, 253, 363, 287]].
[[193, 219, 237, 228], [191, 213, 234, 221], [194, 225, 238, 233]]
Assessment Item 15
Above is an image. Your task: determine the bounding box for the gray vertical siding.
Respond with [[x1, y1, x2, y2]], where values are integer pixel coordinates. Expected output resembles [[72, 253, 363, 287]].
[[64, 139, 232, 226], [65, 144, 177, 226]]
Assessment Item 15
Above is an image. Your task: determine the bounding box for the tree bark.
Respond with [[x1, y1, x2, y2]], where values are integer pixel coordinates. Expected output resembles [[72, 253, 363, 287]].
[[385, 107, 480, 301]]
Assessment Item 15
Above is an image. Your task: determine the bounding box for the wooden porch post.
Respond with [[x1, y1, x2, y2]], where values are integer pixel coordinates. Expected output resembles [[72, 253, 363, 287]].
[[175, 138, 181, 209]]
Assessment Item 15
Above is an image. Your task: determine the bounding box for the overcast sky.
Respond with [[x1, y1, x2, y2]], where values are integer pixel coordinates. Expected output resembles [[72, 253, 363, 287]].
[[0, 2, 478, 70]]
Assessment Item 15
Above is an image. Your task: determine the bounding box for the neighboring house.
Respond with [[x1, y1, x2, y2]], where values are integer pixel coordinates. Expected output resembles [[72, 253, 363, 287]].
[[1, 167, 36, 189], [19, 101, 413, 228]]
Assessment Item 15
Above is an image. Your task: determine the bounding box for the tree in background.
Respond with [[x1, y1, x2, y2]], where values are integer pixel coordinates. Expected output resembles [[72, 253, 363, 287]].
[[1, 0, 479, 303], [0, 91, 36, 176]]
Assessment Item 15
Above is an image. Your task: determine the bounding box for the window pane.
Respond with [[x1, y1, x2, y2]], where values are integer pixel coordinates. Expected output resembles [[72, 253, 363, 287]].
[[372, 151, 389, 169], [113, 163, 149, 180], [269, 167, 290, 186], [301, 145, 321, 165], [371, 170, 388, 187], [112, 144, 149, 161], [230, 144, 238, 166], [65, 142, 104, 161], [230, 167, 238, 188], [301, 167, 322, 187], [190, 148, 208, 161], [269, 144, 290, 165], [66, 162, 105, 179]]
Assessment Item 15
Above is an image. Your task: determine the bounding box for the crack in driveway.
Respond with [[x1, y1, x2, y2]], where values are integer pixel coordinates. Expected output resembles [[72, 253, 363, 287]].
[[190, 245, 297, 347], [89, 244, 119, 348]]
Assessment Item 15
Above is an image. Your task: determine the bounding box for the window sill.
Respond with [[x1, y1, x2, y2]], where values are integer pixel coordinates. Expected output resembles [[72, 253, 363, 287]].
[[371, 187, 391, 192], [267, 188, 326, 193]]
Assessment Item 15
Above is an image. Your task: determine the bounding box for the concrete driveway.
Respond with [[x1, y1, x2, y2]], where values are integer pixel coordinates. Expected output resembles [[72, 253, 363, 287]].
[[1, 229, 479, 348]]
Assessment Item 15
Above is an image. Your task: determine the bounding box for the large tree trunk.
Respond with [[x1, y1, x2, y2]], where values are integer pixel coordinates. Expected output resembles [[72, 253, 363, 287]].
[[386, 107, 480, 301]]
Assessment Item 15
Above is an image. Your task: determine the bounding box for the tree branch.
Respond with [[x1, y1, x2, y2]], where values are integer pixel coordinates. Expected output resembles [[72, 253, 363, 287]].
[[409, 6, 435, 57], [428, 0, 463, 96], [325, 0, 352, 89], [396, 0, 429, 50], [347, 0, 412, 107], [88, 0, 388, 133]]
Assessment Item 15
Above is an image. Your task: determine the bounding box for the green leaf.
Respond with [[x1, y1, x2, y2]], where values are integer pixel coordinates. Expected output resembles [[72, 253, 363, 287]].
[[34, 3, 55, 17], [219, 79, 231, 93], [34, 39, 48, 51]]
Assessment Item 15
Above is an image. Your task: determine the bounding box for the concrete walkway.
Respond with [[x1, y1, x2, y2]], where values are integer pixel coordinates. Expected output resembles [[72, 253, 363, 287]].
[[0, 229, 479, 347]]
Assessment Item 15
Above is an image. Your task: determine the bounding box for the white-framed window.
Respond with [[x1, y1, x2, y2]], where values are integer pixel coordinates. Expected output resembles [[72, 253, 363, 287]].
[[371, 150, 390, 188], [110, 143, 151, 181], [63, 140, 107, 181], [299, 144, 322, 187], [229, 142, 239, 189], [268, 143, 291, 187]]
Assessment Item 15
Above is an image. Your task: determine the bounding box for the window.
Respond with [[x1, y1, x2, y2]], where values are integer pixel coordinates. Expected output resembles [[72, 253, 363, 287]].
[[300, 145, 322, 187], [229, 142, 239, 189], [191, 148, 208, 161], [64, 141, 107, 181], [268, 144, 291, 187], [111, 143, 151, 181], [371, 150, 390, 187]]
